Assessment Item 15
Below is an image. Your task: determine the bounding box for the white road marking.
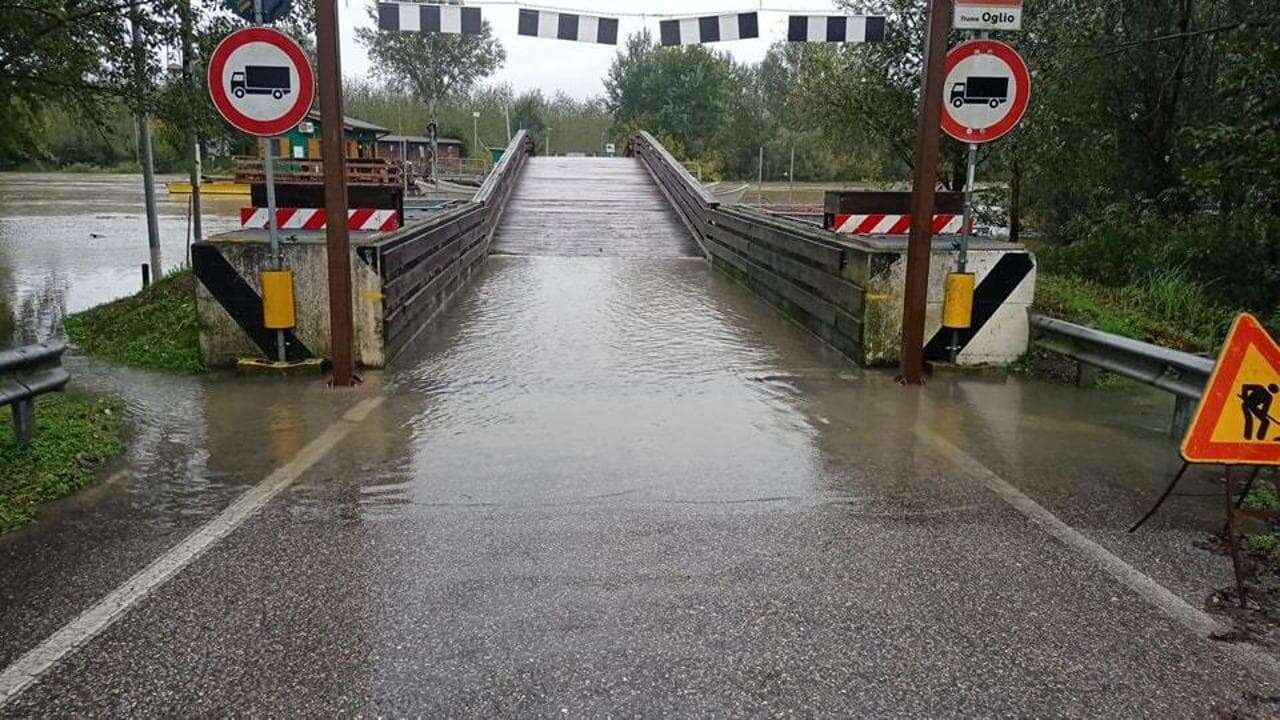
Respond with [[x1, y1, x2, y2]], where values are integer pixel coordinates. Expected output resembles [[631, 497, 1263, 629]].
[[917, 425, 1280, 678], [0, 396, 385, 707]]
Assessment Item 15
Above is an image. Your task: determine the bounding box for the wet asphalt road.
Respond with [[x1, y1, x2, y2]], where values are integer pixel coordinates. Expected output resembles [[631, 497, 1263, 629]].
[[0, 159, 1275, 716]]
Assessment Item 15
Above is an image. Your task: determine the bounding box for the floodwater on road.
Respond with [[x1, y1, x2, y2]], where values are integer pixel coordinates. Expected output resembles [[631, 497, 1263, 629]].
[[0, 172, 242, 348], [0, 158, 1268, 714]]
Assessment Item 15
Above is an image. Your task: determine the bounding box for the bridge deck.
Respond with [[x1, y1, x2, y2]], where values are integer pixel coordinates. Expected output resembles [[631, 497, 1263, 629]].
[[490, 157, 699, 258]]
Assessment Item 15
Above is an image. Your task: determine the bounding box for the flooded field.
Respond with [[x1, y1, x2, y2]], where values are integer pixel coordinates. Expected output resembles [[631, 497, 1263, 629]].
[[0, 173, 243, 348]]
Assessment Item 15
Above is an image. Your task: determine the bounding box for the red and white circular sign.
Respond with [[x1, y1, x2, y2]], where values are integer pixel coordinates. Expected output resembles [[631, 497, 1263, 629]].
[[941, 39, 1031, 144], [207, 27, 314, 137]]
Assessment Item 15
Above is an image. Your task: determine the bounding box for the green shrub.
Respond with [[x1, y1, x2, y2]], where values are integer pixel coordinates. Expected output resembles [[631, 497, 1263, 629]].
[[1044, 203, 1280, 317]]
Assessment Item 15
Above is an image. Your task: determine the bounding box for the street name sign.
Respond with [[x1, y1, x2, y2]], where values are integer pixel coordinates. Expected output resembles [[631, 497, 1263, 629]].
[[941, 39, 1030, 144], [207, 27, 314, 137], [953, 0, 1023, 31], [1182, 314, 1280, 466]]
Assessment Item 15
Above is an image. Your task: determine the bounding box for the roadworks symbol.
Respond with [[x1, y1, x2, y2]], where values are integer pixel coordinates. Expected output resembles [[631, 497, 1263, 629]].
[[1182, 313, 1280, 465]]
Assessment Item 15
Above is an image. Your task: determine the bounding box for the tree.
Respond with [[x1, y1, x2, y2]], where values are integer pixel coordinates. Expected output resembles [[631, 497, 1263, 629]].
[[355, 5, 504, 118], [605, 29, 741, 174], [0, 0, 180, 165]]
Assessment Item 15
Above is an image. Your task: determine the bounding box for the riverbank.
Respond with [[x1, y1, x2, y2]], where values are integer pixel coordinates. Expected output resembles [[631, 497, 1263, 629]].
[[0, 393, 123, 534], [64, 270, 205, 374]]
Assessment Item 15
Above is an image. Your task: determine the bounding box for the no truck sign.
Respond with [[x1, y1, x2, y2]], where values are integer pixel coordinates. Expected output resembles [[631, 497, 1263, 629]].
[[207, 27, 315, 137], [940, 39, 1031, 144], [954, 0, 1023, 31]]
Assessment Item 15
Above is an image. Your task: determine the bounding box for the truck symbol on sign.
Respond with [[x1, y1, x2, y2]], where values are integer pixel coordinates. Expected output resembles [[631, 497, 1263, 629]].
[[951, 76, 1009, 109], [231, 65, 291, 100]]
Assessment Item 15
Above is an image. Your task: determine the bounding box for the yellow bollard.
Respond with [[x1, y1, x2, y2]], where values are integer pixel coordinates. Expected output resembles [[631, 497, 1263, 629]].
[[261, 270, 296, 330], [942, 272, 976, 330]]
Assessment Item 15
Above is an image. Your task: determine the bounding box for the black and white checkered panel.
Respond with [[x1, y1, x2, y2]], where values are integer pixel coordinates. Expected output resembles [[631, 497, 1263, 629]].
[[376, 2, 482, 35], [658, 13, 759, 47], [786, 15, 886, 43], [517, 9, 619, 45]]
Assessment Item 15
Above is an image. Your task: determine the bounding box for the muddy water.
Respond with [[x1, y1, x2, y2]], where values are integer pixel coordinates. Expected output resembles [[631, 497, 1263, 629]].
[[0, 173, 243, 348]]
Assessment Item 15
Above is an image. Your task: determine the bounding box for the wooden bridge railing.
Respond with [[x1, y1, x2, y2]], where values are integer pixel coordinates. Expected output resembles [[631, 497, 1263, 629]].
[[359, 130, 535, 360], [233, 157, 403, 187]]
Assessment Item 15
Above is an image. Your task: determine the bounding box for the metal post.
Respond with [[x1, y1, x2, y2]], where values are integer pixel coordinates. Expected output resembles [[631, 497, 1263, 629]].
[[253, 0, 286, 363], [12, 400, 35, 445], [899, 0, 952, 385], [505, 104, 512, 143], [317, 0, 356, 386], [757, 146, 764, 204], [1223, 468, 1249, 609], [473, 111, 480, 157], [547, 126, 553, 156], [180, 0, 202, 245], [141, 263, 151, 288], [788, 146, 795, 206], [949, 142, 979, 362], [960, 143, 978, 270], [429, 99, 438, 183], [130, 3, 162, 278], [262, 139, 287, 361]]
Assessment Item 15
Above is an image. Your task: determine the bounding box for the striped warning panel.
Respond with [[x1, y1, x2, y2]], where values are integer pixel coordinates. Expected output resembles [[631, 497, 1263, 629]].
[[517, 8, 619, 44], [787, 15, 886, 43], [924, 252, 1036, 364], [376, 2, 481, 35], [659, 13, 759, 46], [240, 208, 401, 232], [834, 213, 965, 235]]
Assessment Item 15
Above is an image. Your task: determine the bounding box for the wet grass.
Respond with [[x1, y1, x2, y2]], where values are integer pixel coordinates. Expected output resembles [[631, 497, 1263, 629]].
[[0, 393, 123, 534], [1033, 268, 1231, 354], [64, 269, 206, 374]]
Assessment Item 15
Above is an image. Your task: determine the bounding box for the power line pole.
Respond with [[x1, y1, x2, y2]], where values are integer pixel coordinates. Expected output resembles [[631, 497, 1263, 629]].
[[316, 0, 356, 386], [899, 0, 952, 385], [179, 0, 203, 247], [130, 2, 162, 279]]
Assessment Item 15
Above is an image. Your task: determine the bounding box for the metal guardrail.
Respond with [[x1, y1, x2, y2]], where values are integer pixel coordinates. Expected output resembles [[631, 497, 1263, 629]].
[[0, 340, 70, 445], [1030, 314, 1214, 434]]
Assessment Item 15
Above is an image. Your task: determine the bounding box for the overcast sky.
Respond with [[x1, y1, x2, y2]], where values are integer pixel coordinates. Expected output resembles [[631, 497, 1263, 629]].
[[335, 0, 843, 99]]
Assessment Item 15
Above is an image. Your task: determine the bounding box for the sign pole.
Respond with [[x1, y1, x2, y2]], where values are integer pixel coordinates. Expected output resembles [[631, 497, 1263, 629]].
[[316, 0, 356, 386], [948, 142, 978, 362], [1222, 468, 1249, 609], [900, 0, 952, 385], [252, 0, 287, 363]]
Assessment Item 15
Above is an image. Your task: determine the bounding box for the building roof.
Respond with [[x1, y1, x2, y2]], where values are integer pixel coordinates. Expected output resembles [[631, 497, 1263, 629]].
[[379, 135, 465, 145], [304, 110, 389, 135]]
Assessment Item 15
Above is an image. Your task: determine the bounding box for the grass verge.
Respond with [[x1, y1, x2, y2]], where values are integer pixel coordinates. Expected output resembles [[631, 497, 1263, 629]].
[[64, 269, 205, 374], [1033, 268, 1232, 354], [0, 393, 124, 534]]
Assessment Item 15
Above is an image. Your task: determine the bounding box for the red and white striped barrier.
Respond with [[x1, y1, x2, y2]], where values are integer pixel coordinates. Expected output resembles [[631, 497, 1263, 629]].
[[239, 208, 401, 232], [834, 213, 966, 235]]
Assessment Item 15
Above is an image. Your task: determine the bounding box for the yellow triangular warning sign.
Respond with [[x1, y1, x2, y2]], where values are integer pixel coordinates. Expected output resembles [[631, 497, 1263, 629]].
[[1182, 314, 1280, 465]]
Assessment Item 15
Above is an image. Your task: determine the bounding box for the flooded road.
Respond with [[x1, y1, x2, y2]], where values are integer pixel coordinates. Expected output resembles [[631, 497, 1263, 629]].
[[0, 173, 242, 347], [0, 159, 1271, 715]]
